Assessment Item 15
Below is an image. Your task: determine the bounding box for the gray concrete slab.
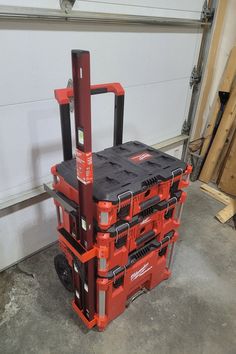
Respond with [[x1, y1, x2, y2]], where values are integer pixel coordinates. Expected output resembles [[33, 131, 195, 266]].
[[0, 181, 236, 354]]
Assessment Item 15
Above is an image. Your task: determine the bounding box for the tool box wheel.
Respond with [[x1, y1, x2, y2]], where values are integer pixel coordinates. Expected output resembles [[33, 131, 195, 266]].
[[54, 254, 73, 292]]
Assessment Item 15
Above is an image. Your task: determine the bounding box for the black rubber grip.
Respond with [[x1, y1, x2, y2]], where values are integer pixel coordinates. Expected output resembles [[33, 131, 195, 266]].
[[156, 190, 183, 211], [140, 196, 160, 211], [91, 87, 108, 95], [136, 230, 155, 246]]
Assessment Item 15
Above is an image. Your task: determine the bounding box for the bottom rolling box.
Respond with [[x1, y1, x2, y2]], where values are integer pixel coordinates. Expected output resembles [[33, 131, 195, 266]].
[[95, 230, 178, 331]]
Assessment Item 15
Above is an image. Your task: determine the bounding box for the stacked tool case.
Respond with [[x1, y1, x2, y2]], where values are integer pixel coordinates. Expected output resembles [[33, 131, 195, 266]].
[[45, 50, 191, 331]]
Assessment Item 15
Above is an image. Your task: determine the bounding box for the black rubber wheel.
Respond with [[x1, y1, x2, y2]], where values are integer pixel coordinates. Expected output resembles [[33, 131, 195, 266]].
[[54, 254, 73, 292]]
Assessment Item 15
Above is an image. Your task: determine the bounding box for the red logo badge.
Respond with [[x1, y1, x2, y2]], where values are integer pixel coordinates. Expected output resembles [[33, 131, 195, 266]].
[[129, 151, 152, 164]]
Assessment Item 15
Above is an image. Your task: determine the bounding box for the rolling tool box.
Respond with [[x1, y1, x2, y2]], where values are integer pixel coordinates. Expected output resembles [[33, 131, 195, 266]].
[[45, 49, 191, 331]]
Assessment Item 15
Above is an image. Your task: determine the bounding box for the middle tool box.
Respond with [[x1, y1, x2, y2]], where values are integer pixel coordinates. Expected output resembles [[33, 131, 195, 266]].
[[45, 49, 191, 331], [53, 188, 186, 277]]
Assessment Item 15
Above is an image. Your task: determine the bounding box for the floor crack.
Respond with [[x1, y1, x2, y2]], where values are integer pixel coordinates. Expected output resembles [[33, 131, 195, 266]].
[[16, 265, 35, 279]]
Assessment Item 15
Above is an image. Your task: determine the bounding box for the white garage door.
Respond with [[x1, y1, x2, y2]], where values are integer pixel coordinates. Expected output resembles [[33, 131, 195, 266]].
[[0, 0, 204, 270]]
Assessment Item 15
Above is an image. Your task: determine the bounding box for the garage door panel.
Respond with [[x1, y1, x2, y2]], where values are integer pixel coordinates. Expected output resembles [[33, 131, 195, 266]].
[[124, 78, 189, 144], [76, 0, 204, 19], [0, 100, 61, 199], [0, 26, 201, 106], [0, 77, 189, 198], [0, 199, 57, 271], [0, 1, 205, 17]]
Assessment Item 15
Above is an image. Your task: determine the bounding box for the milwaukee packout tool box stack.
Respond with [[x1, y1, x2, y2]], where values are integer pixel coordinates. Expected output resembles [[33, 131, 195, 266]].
[[45, 50, 191, 331]]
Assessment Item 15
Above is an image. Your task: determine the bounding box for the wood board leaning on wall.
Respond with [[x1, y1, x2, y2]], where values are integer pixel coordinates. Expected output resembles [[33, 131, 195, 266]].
[[199, 46, 236, 193], [192, 46, 236, 224]]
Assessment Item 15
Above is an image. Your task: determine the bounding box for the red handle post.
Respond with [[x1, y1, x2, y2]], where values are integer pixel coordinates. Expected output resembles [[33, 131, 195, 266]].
[[71, 50, 95, 322]]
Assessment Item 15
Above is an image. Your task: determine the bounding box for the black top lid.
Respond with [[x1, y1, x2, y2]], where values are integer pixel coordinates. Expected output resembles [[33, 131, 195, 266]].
[[56, 141, 187, 204]]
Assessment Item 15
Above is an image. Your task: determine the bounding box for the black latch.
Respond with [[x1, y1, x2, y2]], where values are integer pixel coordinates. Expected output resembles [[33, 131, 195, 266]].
[[170, 180, 180, 196], [115, 235, 127, 249], [159, 246, 168, 257], [117, 204, 130, 219], [113, 275, 124, 288], [164, 208, 174, 220]]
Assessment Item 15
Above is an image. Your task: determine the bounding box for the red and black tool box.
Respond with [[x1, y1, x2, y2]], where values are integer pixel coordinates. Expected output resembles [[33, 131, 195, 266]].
[[45, 49, 191, 331], [74, 230, 178, 331], [51, 141, 191, 230]]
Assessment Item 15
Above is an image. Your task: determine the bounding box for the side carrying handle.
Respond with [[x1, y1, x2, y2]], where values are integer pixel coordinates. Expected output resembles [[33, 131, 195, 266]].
[[54, 82, 125, 160], [136, 230, 156, 246]]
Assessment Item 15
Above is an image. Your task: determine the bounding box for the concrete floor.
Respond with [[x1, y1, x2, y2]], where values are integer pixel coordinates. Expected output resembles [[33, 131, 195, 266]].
[[0, 181, 236, 354]]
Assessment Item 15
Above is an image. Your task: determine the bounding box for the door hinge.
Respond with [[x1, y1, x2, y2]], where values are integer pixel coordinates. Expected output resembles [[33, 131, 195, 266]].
[[190, 66, 201, 88], [59, 0, 76, 13], [201, 0, 214, 22], [181, 120, 191, 135]]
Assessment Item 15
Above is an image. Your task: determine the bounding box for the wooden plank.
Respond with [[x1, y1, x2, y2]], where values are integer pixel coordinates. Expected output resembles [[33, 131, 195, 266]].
[[212, 115, 236, 182], [201, 183, 236, 224], [199, 84, 236, 182], [199, 46, 236, 157], [200, 97, 221, 157], [193, 0, 228, 140], [200, 183, 232, 205], [216, 200, 236, 223], [218, 130, 236, 196], [220, 47, 236, 92]]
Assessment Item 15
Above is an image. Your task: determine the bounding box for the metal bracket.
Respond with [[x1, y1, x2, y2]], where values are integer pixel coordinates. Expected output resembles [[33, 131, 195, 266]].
[[201, 0, 214, 22], [190, 66, 201, 88], [59, 0, 76, 14]]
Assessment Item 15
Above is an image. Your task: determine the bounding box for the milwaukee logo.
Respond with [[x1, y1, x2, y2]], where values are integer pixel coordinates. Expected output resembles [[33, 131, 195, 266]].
[[130, 263, 153, 281], [129, 151, 153, 164]]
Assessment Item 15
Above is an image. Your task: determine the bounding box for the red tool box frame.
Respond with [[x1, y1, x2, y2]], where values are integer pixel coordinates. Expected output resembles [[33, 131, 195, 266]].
[[63, 50, 127, 325]]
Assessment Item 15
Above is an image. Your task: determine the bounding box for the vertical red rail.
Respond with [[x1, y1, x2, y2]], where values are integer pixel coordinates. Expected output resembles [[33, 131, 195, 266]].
[[71, 50, 96, 321]]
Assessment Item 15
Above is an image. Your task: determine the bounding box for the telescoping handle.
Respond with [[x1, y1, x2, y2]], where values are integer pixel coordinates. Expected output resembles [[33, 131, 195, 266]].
[[54, 82, 125, 161]]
